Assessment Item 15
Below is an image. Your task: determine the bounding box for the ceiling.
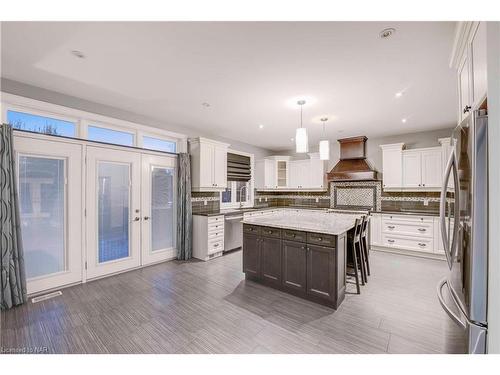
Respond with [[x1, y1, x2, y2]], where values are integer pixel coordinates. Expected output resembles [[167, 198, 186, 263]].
[[1, 21, 457, 151]]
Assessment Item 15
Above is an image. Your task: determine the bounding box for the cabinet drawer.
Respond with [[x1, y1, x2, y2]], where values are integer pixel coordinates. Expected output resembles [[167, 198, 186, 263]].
[[382, 234, 433, 253], [208, 238, 224, 254], [208, 215, 224, 224], [282, 229, 307, 243], [307, 232, 336, 248], [208, 223, 224, 233], [243, 224, 261, 235], [382, 222, 433, 238], [261, 226, 281, 238], [208, 230, 224, 241]]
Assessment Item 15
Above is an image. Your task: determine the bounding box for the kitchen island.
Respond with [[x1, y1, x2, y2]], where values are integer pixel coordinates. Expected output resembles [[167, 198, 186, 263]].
[[241, 210, 359, 309]]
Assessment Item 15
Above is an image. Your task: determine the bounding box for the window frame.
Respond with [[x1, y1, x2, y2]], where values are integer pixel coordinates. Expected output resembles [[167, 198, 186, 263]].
[[138, 131, 178, 153], [220, 149, 254, 209], [85, 121, 136, 147]]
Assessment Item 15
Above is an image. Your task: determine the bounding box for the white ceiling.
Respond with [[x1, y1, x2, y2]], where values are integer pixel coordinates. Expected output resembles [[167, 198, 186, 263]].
[[1, 21, 457, 151]]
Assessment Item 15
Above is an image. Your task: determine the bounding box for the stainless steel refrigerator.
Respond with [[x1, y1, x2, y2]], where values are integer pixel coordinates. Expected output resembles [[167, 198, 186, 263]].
[[437, 109, 488, 354]]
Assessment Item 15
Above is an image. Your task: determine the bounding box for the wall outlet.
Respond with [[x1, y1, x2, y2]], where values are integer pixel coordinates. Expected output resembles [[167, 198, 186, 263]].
[[204, 200, 207, 206], [423, 198, 429, 206], [315, 198, 319, 203], [259, 197, 262, 202], [265, 197, 268, 202]]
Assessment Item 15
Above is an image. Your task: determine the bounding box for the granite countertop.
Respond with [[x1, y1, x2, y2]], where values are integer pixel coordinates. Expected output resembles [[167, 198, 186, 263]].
[[241, 211, 360, 235], [193, 206, 330, 217], [371, 210, 439, 217]]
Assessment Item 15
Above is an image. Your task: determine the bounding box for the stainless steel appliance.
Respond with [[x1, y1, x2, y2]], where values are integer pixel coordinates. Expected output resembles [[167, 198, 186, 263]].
[[437, 109, 488, 354], [224, 213, 244, 251]]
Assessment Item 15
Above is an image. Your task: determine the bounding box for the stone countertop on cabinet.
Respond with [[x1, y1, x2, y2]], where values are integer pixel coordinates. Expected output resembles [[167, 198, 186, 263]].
[[193, 207, 330, 217], [370, 210, 440, 217], [241, 211, 361, 236]]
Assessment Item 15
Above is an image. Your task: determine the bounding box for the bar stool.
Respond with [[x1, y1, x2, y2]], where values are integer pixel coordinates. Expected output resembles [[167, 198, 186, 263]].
[[346, 218, 363, 294], [361, 216, 371, 277]]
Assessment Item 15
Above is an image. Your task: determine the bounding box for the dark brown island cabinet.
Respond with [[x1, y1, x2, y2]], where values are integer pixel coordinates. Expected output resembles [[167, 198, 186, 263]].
[[242, 223, 347, 309]]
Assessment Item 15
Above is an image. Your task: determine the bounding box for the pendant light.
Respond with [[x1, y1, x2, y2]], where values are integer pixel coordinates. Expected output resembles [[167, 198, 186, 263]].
[[295, 100, 308, 153], [319, 117, 330, 160]]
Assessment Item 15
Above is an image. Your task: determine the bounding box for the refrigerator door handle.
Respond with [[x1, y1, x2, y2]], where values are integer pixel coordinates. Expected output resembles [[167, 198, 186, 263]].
[[437, 277, 466, 329], [440, 149, 460, 269]]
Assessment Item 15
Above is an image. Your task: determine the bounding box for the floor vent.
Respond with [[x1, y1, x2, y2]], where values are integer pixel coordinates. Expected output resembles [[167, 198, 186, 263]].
[[31, 291, 62, 304]]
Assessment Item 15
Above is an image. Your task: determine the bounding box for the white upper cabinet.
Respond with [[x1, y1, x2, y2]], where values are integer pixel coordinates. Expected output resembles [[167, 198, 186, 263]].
[[381, 143, 445, 192], [380, 143, 404, 189], [451, 22, 488, 121], [420, 148, 443, 188], [255, 153, 325, 191], [402, 151, 422, 188], [189, 137, 229, 192]]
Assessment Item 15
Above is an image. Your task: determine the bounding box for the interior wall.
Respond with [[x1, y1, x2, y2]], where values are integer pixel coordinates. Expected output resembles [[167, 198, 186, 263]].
[[487, 21, 500, 354], [276, 127, 454, 178], [0, 78, 274, 159]]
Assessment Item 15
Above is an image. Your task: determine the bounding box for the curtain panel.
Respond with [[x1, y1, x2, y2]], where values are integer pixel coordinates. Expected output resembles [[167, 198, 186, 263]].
[[176, 153, 192, 260], [1, 124, 27, 310]]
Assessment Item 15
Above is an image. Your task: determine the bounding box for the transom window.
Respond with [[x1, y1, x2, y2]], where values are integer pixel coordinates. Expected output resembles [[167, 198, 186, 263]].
[[143, 136, 176, 153], [87, 125, 134, 146], [7, 110, 76, 137]]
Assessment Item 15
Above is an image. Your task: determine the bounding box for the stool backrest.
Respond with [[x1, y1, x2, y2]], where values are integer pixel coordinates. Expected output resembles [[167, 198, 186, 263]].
[[362, 216, 369, 236], [353, 217, 362, 239]]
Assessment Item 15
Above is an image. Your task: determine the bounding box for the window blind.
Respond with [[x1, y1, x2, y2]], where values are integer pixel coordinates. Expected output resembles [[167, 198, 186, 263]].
[[227, 152, 251, 181]]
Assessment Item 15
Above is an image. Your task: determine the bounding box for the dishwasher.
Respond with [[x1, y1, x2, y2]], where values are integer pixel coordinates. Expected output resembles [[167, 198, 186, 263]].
[[224, 213, 244, 252]]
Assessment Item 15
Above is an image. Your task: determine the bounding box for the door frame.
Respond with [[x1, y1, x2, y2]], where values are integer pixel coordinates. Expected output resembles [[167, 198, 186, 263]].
[[141, 153, 177, 265], [14, 136, 83, 295], [85, 146, 142, 280]]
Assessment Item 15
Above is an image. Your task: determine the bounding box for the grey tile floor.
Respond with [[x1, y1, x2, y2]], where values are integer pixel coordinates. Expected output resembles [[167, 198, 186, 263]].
[[0, 250, 466, 354]]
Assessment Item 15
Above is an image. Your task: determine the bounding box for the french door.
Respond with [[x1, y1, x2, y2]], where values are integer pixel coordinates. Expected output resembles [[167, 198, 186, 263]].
[[14, 137, 83, 294], [141, 154, 176, 265], [86, 147, 142, 279]]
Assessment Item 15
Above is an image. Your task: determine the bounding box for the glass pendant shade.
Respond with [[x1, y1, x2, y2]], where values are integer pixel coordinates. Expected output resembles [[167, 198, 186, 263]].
[[319, 139, 330, 160], [295, 127, 308, 153]]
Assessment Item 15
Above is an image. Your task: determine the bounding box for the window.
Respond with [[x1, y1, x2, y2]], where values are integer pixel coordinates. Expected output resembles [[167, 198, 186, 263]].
[[88, 125, 134, 146], [221, 180, 251, 208], [7, 110, 76, 137], [143, 136, 176, 153]]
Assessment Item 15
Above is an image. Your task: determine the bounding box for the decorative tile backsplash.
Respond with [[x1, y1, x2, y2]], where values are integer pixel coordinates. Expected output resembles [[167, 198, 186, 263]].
[[330, 181, 382, 211]]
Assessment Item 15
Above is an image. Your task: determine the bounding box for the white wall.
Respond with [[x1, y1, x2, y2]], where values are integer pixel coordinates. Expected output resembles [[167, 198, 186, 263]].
[[277, 127, 453, 178], [487, 21, 500, 354], [0, 78, 274, 159]]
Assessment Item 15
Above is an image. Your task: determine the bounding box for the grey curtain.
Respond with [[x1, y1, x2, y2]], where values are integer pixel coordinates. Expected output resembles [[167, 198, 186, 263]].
[[176, 153, 192, 260], [1, 124, 27, 310]]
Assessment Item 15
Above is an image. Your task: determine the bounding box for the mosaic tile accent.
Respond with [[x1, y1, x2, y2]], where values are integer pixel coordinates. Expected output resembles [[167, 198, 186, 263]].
[[191, 196, 219, 202], [330, 181, 382, 211], [255, 195, 330, 200]]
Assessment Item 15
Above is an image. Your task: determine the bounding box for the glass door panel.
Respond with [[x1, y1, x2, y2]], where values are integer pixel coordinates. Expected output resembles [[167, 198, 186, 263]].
[[14, 136, 82, 295], [19, 156, 65, 278], [86, 146, 141, 279], [98, 162, 130, 262], [141, 154, 176, 265]]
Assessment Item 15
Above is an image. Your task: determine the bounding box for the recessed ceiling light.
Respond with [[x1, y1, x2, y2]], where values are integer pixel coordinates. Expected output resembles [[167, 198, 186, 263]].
[[290, 138, 294, 142], [71, 50, 85, 59], [380, 28, 396, 39], [201, 102, 210, 107], [402, 118, 407, 123], [395, 92, 403, 98], [259, 124, 264, 129]]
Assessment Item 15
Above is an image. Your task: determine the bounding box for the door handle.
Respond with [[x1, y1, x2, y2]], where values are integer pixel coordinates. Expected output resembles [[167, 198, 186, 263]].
[[437, 277, 466, 329], [144, 216, 150, 221], [133, 217, 140, 222]]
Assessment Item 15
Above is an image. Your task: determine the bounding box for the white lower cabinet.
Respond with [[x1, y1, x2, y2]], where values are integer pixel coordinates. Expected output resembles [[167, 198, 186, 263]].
[[193, 215, 225, 261], [371, 213, 444, 257]]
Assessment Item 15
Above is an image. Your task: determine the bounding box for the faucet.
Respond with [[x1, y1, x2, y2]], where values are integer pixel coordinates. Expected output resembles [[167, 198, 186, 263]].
[[239, 185, 247, 209]]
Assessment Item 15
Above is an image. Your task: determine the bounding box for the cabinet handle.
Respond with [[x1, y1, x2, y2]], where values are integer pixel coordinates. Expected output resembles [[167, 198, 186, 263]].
[[418, 243, 426, 247], [133, 217, 140, 222], [387, 239, 395, 243], [418, 228, 426, 232], [214, 243, 219, 247], [144, 216, 150, 221], [265, 230, 272, 234], [463, 105, 472, 114], [422, 184, 425, 187], [387, 225, 395, 229], [418, 183, 421, 186]]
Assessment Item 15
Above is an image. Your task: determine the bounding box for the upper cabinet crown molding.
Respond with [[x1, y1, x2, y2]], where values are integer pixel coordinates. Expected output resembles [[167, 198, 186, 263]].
[[379, 143, 405, 151], [450, 22, 479, 69], [188, 137, 230, 148]]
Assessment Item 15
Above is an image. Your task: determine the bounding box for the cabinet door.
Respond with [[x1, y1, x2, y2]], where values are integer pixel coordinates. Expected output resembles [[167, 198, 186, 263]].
[[421, 149, 443, 188], [199, 143, 214, 188], [308, 158, 325, 189], [288, 161, 301, 189], [282, 240, 307, 293], [370, 214, 382, 246], [402, 152, 422, 188], [261, 237, 282, 286], [265, 159, 276, 188], [471, 22, 487, 107], [212, 145, 227, 189], [243, 233, 261, 277], [382, 149, 402, 188], [458, 55, 471, 121], [276, 160, 288, 187], [306, 244, 334, 300]]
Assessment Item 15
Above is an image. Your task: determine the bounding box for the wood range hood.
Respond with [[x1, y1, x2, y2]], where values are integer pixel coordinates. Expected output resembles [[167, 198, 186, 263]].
[[327, 136, 378, 181]]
